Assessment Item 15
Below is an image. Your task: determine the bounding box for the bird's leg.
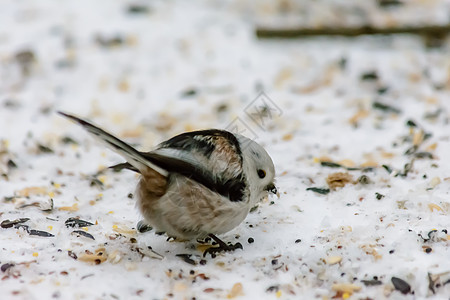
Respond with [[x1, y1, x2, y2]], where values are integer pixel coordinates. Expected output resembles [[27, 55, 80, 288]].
[[203, 234, 243, 257]]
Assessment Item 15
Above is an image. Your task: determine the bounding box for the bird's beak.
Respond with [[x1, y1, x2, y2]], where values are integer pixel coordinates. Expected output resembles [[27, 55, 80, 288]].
[[266, 183, 280, 198]]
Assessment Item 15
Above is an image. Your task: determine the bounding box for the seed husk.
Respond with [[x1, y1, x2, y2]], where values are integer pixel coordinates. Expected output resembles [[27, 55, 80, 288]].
[[373, 101, 401, 114], [1, 263, 15, 273], [61, 136, 78, 145], [176, 254, 196, 265], [136, 220, 152, 233], [71, 230, 95, 240], [29, 229, 54, 237], [65, 217, 94, 228], [37, 143, 54, 153], [68, 251, 78, 260], [321, 161, 342, 168], [306, 187, 330, 195], [1, 218, 30, 229], [361, 279, 382, 286]]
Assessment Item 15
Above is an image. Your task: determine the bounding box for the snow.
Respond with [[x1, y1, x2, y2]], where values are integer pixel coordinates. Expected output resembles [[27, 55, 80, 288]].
[[1, 0, 450, 299]]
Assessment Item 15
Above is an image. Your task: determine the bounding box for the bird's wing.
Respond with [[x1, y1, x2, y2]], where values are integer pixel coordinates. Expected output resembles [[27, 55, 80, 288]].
[[144, 150, 246, 202], [156, 129, 244, 178], [146, 130, 247, 202]]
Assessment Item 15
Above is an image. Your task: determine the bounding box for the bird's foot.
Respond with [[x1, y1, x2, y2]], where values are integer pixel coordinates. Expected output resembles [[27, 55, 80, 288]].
[[203, 234, 243, 258]]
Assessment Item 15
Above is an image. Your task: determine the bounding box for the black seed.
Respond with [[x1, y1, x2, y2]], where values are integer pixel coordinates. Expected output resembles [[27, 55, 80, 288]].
[[361, 167, 375, 172], [361, 71, 379, 81], [1, 218, 29, 229], [271, 259, 278, 265], [391, 277, 411, 294], [199, 259, 207, 265], [378, 0, 404, 8], [375, 192, 385, 200], [176, 254, 196, 265], [401, 162, 413, 177], [425, 247, 432, 253], [248, 238, 254, 244], [216, 103, 228, 113], [320, 161, 342, 168], [127, 4, 150, 14], [373, 101, 401, 114], [389, 250, 395, 254], [266, 285, 279, 292], [7, 159, 17, 169], [37, 143, 54, 153], [1, 263, 14, 272], [404, 145, 418, 155], [61, 136, 78, 145], [3, 196, 15, 202], [181, 88, 197, 98], [415, 152, 433, 159], [89, 177, 104, 188], [295, 239, 301, 243], [377, 86, 389, 95], [406, 120, 417, 127], [382, 164, 393, 174], [65, 218, 94, 228], [306, 187, 330, 195], [95, 35, 124, 48], [189, 270, 195, 275], [362, 279, 383, 286], [130, 238, 137, 243], [71, 230, 95, 240], [127, 193, 134, 199], [29, 229, 54, 237]]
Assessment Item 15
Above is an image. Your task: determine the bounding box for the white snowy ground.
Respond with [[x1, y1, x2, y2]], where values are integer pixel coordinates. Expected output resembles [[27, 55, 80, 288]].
[[1, 1, 450, 299]]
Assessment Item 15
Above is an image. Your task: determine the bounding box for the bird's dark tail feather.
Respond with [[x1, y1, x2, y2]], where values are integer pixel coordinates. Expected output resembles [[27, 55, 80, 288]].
[[58, 111, 167, 176]]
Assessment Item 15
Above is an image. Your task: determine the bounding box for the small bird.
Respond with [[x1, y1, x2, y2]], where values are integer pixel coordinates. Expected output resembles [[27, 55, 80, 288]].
[[59, 112, 277, 256]]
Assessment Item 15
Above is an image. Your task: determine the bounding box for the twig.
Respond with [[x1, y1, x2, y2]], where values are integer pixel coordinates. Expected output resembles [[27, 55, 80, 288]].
[[256, 24, 450, 39]]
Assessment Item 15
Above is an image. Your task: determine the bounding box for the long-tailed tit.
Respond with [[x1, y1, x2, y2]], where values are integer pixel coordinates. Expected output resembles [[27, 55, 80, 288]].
[[59, 112, 277, 256]]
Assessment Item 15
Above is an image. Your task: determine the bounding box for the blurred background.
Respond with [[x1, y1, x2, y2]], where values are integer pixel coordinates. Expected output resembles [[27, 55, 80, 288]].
[[1, 1, 450, 298], [1, 0, 449, 149]]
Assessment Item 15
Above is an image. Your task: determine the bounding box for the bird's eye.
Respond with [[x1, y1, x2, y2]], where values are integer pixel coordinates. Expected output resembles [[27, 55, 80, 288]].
[[257, 169, 266, 179]]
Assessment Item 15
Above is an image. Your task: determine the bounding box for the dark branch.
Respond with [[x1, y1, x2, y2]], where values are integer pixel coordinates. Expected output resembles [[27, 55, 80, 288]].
[[256, 24, 450, 39]]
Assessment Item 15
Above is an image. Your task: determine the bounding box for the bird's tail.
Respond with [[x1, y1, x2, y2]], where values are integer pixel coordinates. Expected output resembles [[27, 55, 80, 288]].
[[58, 111, 168, 176]]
